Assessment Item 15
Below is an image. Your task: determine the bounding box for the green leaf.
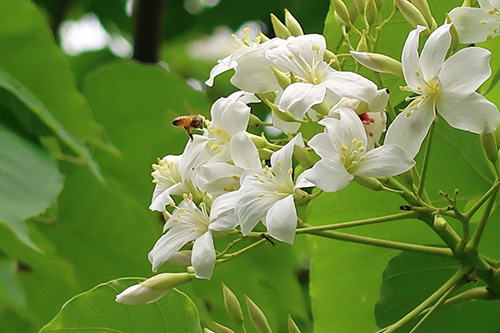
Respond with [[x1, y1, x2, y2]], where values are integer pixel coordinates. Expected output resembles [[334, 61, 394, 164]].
[[0, 257, 26, 310], [41, 278, 202, 332], [0, 124, 63, 249], [375, 252, 500, 331], [0, 68, 103, 180], [0, 0, 105, 148]]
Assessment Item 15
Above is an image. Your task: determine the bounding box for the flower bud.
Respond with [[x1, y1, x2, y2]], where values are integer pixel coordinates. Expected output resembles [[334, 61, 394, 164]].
[[354, 0, 366, 13], [433, 215, 447, 230], [461, 0, 471, 6], [375, 0, 383, 10], [294, 145, 314, 169], [482, 132, 498, 164], [258, 30, 270, 42], [247, 133, 270, 149], [284, 9, 304, 36], [395, 0, 429, 30], [258, 148, 274, 161], [348, 0, 359, 24], [270, 13, 291, 39], [356, 34, 368, 52], [332, 0, 351, 26], [222, 283, 245, 326], [270, 66, 291, 90], [364, 0, 378, 26], [400, 169, 414, 187], [244, 295, 272, 333], [350, 51, 402, 76], [324, 49, 341, 70], [211, 321, 235, 333], [353, 176, 384, 191], [116, 273, 194, 305], [446, 14, 459, 52], [410, 0, 434, 30], [203, 328, 216, 333], [265, 99, 303, 123], [288, 314, 302, 333]]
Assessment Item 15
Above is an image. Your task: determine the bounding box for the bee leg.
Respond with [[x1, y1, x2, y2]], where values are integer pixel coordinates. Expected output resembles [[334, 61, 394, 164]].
[[184, 127, 194, 141]]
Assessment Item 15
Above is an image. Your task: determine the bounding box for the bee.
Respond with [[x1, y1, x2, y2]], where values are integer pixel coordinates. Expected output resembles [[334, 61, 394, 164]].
[[172, 115, 205, 140]]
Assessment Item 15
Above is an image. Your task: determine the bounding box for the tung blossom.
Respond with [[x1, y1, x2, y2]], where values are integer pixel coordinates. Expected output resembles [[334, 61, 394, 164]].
[[449, 0, 500, 43], [148, 198, 216, 280], [385, 24, 500, 158], [297, 108, 415, 192]]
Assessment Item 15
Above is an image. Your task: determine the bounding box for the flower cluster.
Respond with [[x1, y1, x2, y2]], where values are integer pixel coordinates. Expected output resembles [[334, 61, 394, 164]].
[[118, 6, 500, 303]]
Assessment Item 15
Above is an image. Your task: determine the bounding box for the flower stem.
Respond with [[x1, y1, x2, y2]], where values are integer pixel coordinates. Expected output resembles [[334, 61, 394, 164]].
[[216, 239, 267, 264], [296, 211, 417, 233], [300, 228, 454, 258], [464, 178, 500, 220], [383, 266, 470, 333], [468, 186, 499, 251]]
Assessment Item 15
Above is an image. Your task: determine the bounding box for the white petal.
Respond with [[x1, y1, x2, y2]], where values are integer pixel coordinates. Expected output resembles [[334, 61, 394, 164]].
[[149, 183, 180, 212], [449, 7, 500, 44], [192, 232, 216, 280], [438, 92, 500, 134], [148, 227, 199, 272], [230, 132, 260, 168], [205, 55, 235, 87], [419, 24, 451, 81], [279, 83, 326, 118], [194, 162, 242, 194], [439, 47, 492, 96], [384, 102, 435, 158], [271, 133, 304, 181], [266, 195, 297, 244], [209, 191, 240, 231], [324, 71, 380, 106], [337, 108, 369, 147], [179, 135, 208, 175], [220, 103, 251, 137], [271, 112, 302, 134], [298, 159, 353, 193], [307, 132, 340, 160], [354, 145, 415, 177], [402, 25, 427, 90]]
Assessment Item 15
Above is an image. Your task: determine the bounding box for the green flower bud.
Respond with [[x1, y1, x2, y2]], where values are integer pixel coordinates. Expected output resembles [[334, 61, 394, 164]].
[[410, 0, 434, 30], [294, 145, 314, 169], [375, 0, 383, 10], [348, 0, 359, 25], [142, 272, 194, 290], [364, 0, 378, 26], [258, 30, 271, 42], [324, 49, 341, 70], [400, 169, 414, 187], [244, 295, 272, 333], [353, 176, 384, 191], [354, 0, 366, 13], [288, 314, 302, 333], [461, 0, 471, 7], [332, 0, 351, 26], [482, 132, 498, 164], [395, 0, 429, 30], [258, 148, 274, 161], [433, 215, 447, 231], [248, 114, 265, 128], [247, 133, 270, 149], [447, 14, 459, 52], [356, 34, 368, 52], [270, 66, 291, 90], [270, 13, 291, 39], [203, 328, 216, 333], [264, 99, 304, 123], [211, 321, 235, 333], [350, 51, 402, 76], [222, 283, 245, 326], [284, 9, 304, 36]]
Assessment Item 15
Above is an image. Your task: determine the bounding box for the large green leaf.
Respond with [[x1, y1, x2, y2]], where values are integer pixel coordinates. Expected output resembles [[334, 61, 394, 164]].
[[0, 0, 104, 148], [0, 257, 25, 310], [41, 278, 202, 332], [0, 123, 63, 249], [0, 68, 102, 180], [375, 251, 500, 332]]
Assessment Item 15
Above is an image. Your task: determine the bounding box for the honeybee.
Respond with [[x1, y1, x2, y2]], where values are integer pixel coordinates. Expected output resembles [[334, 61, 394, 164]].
[[172, 115, 205, 140]]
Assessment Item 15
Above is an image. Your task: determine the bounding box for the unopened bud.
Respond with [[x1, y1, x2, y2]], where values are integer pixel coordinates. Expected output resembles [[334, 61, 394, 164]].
[[400, 169, 414, 187], [244, 295, 272, 333], [482, 132, 498, 163], [247, 133, 270, 149], [258, 30, 270, 42], [356, 34, 368, 52], [395, 0, 429, 30], [203, 328, 215, 333], [249, 114, 265, 128], [461, 0, 471, 7], [350, 51, 402, 76], [222, 283, 244, 326], [211, 321, 235, 333], [433, 216, 447, 230], [364, 0, 378, 26], [332, 0, 351, 25], [259, 148, 274, 161], [446, 14, 459, 52], [410, 0, 434, 30], [265, 99, 303, 123], [294, 145, 314, 169], [288, 314, 301, 333], [375, 0, 383, 9], [284, 9, 304, 36], [142, 272, 194, 290], [354, 0, 366, 12], [348, 0, 359, 24], [270, 66, 291, 89], [324, 50, 341, 70], [270, 13, 291, 39], [354, 176, 384, 191]]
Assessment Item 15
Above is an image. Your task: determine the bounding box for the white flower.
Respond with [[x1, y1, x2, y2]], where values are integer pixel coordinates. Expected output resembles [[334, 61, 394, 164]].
[[296, 108, 415, 192], [385, 24, 500, 158], [233, 134, 305, 244], [266, 34, 389, 122], [449, 0, 500, 43], [194, 131, 260, 196], [148, 198, 216, 280], [205, 28, 285, 93], [192, 91, 260, 165], [116, 283, 169, 305], [149, 137, 205, 212]]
